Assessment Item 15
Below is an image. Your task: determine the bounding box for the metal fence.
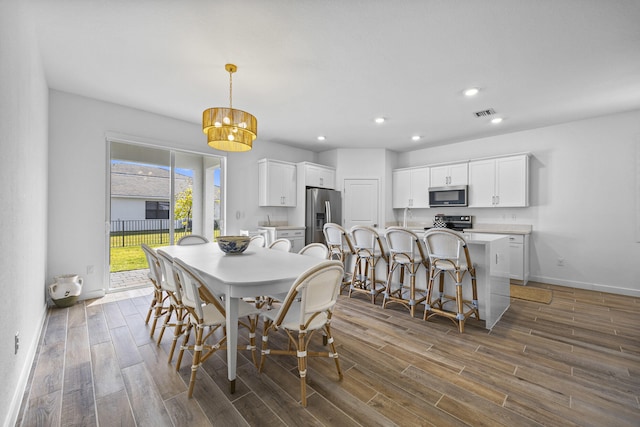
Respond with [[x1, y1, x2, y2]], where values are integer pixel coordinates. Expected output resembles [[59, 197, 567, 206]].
[[110, 219, 188, 248]]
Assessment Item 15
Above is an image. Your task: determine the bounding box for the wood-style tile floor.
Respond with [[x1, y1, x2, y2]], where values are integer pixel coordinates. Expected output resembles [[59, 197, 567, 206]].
[[16, 282, 640, 426]]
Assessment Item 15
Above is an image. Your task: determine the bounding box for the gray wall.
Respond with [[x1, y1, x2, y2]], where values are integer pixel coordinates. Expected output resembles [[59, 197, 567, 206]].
[[0, 1, 49, 425]]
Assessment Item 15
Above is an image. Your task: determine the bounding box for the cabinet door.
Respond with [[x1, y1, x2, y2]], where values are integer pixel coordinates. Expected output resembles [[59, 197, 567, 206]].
[[318, 167, 335, 189], [509, 240, 524, 280], [496, 155, 528, 207], [281, 163, 297, 206], [448, 162, 469, 186], [429, 166, 450, 187], [430, 163, 467, 187], [305, 164, 321, 187], [259, 160, 296, 207], [392, 170, 411, 208], [468, 159, 496, 207], [410, 167, 429, 208], [305, 164, 335, 189]]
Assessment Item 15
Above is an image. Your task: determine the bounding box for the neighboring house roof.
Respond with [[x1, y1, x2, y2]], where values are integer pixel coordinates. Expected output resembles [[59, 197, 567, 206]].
[[111, 163, 191, 198]]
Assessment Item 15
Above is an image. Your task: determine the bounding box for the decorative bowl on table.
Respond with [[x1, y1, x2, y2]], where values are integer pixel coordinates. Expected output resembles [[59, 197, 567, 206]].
[[217, 235, 251, 254]]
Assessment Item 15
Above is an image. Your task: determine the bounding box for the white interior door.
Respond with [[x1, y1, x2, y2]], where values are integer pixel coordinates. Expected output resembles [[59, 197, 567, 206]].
[[343, 179, 379, 230]]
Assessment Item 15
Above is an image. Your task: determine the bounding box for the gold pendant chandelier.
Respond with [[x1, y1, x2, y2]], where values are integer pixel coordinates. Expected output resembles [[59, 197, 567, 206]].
[[202, 64, 257, 152]]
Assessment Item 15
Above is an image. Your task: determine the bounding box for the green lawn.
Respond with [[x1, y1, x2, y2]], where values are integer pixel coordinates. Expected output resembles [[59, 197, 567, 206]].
[[110, 230, 219, 272]]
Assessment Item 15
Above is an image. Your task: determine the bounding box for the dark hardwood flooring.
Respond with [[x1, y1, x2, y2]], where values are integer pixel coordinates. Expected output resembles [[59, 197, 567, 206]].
[[16, 282, 640, 426]]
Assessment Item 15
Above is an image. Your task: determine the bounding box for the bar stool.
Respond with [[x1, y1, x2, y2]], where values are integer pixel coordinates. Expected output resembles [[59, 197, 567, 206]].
[[382, 227, 429, 317], [323, 223, 356, 293], [349, 226, 389, 304], [423, 229, 480, 333]]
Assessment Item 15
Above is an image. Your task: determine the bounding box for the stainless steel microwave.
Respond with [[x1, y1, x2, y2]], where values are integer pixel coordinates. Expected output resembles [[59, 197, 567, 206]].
[[428, 185, 468, 207]]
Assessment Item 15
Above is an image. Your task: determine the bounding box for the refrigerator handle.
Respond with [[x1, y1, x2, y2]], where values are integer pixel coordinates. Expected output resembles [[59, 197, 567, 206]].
[[325, 201, 331, 223]]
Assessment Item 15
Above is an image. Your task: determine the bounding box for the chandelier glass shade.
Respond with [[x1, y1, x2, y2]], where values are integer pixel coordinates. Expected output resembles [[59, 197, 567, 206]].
[[202, 64, 257, 152]]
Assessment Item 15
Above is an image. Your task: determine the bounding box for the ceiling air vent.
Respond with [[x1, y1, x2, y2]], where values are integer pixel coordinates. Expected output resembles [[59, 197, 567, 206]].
[[473, 108, 496, 118]]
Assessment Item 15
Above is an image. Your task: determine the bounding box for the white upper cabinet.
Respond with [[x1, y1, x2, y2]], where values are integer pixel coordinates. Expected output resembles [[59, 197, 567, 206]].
[[392, 167, 429, 208], [468, 154, 529, 207], [429, 162, 468, 187], [301, 162, 335, 189], [258, 159, 297, 207]]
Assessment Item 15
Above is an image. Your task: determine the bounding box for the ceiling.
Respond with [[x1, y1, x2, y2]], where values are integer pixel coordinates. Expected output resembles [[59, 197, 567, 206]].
[[27, 0, 640, 153]]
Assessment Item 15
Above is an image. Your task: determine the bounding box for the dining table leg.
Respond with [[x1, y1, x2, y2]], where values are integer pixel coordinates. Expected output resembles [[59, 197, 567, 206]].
[[225, 295, 239, 393]]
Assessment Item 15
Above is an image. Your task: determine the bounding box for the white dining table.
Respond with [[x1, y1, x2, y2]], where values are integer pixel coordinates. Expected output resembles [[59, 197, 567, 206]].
[[157, 242, 324, 392]]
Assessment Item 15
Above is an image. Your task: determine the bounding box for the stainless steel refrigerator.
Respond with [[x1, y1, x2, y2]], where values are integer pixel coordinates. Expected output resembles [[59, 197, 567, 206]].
[[305, 187, 342, 245]]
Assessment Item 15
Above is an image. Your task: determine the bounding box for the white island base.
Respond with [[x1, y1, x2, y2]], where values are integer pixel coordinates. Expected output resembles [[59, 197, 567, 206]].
[[463, 233, 511, 330]]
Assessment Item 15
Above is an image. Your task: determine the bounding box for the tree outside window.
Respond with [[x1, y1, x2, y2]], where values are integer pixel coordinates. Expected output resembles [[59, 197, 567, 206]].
[[174, 187, 193, 232]]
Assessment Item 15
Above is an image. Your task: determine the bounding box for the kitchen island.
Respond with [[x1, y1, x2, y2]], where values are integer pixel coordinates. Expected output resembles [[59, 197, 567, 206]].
[[351, 229, 510, 329]]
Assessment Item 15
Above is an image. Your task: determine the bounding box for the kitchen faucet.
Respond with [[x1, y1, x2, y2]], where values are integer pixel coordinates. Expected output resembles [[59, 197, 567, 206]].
[[267, 214, 271, 226], [403, 207, 410, 227]]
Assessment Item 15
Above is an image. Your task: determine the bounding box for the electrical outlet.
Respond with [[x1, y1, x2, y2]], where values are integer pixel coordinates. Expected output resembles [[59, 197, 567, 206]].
[[87, 265, 94, 274], [511, 214, 517, 221], [557, 257, 565, 267], [15, 332, 19, 355]]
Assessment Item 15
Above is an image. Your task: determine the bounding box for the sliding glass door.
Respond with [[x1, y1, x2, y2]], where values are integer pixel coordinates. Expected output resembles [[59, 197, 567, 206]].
[[108, 140, 223, 291]]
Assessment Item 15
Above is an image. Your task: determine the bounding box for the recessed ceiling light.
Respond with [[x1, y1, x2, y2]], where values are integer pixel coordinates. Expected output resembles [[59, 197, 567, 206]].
[[464, 87, 479, 97], [491, 117, 503, 124], [374, 117, 386, 124], [317, 136, 326, 141], [411, 135, 421, 141]]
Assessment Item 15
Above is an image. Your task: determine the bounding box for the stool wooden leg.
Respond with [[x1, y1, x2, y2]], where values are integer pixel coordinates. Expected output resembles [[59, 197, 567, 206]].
[[424, 268, 436, 321], [409, 271, 416, 318], [455, 284, 465, 333]]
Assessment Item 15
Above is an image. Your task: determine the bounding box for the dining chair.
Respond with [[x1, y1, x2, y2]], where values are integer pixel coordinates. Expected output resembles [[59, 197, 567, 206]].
[[268, 238, 292, 252], [171, 257, 260, 398], [349, 225, 389, 304], [140, 244, 168, 338], [155, 249, 187, 363], [249, 234, 266, 248], [382, 227, 429, 317], [259, 260, 344, 406], [298, 242, 329, 259], [322, 223, 355, 293], [423, 228, 480, 333], [177, 234, 209, 245]]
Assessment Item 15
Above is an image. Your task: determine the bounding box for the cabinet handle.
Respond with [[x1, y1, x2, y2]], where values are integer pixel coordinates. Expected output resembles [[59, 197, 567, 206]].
[[319, 177, 323, 186], [496, 195, 499, 205]]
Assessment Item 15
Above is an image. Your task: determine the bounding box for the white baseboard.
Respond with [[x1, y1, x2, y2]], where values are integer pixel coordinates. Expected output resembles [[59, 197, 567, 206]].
[[5, 303, 48, 427], [530, 275, 640, 297]]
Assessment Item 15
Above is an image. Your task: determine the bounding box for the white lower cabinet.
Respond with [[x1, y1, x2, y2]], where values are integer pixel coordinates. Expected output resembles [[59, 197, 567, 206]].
[[507, 234, 530, 284], [259, 227, 305, 253], [276, 228, 305, 253]]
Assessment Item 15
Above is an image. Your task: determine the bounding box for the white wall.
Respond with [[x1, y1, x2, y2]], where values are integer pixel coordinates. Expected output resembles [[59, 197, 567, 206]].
[[0, 1, 49, 425], [48, 91, 316, 301], [395, 110, 640, 296], [224, 143, 316, 233], [48, 91, 206, 299], [325, 148, 395, 228]]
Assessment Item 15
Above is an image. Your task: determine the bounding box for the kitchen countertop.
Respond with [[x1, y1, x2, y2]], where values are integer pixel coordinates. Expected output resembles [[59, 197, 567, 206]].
[[464, 223, 532, 235], [257, 225, 305, 230]]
